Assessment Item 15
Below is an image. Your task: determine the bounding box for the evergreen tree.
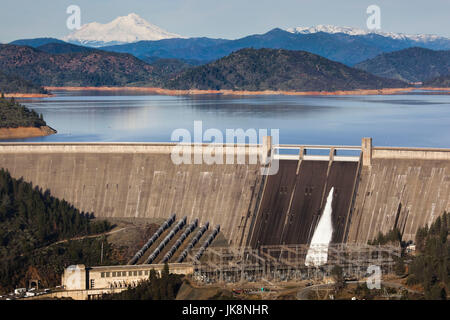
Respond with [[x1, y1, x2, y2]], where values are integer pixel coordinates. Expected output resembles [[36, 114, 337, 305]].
[[0, 96, 47, 128], [407, 212, 449, 300], [0, 169, 113, 293]]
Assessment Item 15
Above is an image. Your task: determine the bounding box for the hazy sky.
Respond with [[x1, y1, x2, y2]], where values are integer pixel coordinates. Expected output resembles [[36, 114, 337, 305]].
[[1, 0, 449, 43]]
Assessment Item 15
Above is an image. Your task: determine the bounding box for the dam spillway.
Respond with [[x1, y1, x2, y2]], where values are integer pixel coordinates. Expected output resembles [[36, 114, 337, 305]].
[[0, 139, 449, 246], [247, 157, 359, 247], [305, 187, 335, 267]]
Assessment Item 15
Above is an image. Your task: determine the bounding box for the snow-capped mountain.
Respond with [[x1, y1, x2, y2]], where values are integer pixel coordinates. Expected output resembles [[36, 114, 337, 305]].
[[64, 13, 183, 47], [286, 25, 448, 43]]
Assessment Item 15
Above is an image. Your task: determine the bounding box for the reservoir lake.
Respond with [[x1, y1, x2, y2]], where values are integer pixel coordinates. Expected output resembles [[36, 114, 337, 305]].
[[13, 90, 450, 148]]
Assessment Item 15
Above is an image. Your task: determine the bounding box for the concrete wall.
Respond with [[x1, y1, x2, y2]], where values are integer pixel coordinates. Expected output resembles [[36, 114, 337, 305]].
[[347, 148, 450, 243], [0, 143, 264, 245], [372, 147, 450, 161], [1, 141, 449, 247]]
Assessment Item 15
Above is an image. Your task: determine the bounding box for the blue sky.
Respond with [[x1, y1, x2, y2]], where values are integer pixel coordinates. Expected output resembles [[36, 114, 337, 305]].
[[1, 0, 449, 42]]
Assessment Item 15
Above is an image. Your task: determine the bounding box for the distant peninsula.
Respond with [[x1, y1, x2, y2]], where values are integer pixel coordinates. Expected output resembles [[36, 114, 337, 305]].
[[0, 96, 56, 139]]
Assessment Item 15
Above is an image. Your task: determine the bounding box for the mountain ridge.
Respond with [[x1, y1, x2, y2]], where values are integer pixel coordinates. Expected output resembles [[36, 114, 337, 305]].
[[287, 24, 449, 43], [0, 44, 158, 87], [0, 44, 410, 92], [166, 48, 407, 91], [100, 28, 450, 66], [9, 37, 66, 48], [10, 23, 450, 66], [355, 47, 450, 83]]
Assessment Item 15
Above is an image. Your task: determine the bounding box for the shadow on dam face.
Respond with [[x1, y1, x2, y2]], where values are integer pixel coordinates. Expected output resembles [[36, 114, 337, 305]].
[[248, 159, 359, 247]]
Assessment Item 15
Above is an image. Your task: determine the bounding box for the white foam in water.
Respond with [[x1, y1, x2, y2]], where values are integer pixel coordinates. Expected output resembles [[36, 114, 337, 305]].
[[305, 187, 334, 266]]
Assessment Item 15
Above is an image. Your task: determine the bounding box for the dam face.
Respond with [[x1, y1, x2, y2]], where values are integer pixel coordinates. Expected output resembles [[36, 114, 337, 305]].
[[0, 144, 263, 246], [0, 140, 449, 246], [247, 159, 359, 247], [347, 148, 450, 243]]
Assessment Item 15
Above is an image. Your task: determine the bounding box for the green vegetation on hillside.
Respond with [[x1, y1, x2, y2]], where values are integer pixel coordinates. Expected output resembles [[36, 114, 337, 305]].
[[101, 264, 183, 300], [0, 96, 46, 128], [166, 48, 407, 91], [0, 71, 47, 94], [355, 47, 450, 83], [0, 44, 158, 87], [0, 169, 113, 293], [407, 212, 449, 299], [0, 44, 414, 91]]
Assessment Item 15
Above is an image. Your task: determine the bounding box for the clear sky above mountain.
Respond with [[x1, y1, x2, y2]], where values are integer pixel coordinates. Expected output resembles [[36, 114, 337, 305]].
[[1, 0, 449, 43]]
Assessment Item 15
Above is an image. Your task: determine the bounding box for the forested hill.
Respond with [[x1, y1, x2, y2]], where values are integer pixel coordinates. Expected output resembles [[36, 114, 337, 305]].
[[0, 44, 412, 91], [0, 96, 46, 128], [0, 71, 47, 94], [408, 212, 449, 299], [165, 48, 407, 91], [0, 169, 113, 293], [355, 47, 450, 83], [0, 44, 158, 87]]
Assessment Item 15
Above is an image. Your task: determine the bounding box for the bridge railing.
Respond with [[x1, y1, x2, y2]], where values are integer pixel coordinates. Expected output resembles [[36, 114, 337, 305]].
[[273, 145, 361, 162]]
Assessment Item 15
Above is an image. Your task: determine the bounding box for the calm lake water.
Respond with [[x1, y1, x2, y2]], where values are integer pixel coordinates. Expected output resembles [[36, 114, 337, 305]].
[[13, 90, 450, 148]]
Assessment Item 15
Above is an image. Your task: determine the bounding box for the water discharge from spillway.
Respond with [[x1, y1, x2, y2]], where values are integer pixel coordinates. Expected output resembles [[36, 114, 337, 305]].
[[305, 187, 334, 266]]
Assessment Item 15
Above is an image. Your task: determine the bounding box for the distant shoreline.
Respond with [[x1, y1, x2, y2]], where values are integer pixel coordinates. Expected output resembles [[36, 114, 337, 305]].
[[44, 86, 450, 96]]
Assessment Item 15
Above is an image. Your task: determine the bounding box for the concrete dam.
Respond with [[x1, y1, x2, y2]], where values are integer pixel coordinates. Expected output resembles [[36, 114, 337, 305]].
[[0, 139, 449, 246]]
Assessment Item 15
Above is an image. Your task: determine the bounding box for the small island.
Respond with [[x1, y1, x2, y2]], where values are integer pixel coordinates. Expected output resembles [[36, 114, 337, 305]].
[[0, 95, 56, 139]]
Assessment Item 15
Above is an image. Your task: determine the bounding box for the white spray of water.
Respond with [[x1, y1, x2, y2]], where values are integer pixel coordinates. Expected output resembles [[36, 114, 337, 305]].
[[305, 187, 334, 266]]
